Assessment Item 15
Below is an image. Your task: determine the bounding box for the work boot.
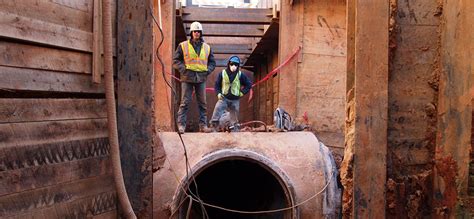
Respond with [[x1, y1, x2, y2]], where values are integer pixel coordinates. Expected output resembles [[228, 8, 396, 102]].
[[178, 125, 185, 134], [199, 125, 212, 133]]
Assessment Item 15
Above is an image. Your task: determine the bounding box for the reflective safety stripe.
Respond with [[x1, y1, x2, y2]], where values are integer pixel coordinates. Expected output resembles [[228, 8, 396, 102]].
[[181, 40, 210, 72], [221, 69, 242, 97]]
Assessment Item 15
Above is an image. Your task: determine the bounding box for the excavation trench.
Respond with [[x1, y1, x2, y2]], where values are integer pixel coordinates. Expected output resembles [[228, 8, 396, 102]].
[[177, 158, 293, 219]]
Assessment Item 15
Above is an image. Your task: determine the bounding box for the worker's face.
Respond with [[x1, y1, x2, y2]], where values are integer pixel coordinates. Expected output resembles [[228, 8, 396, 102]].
[[191, 31, 201, 40]]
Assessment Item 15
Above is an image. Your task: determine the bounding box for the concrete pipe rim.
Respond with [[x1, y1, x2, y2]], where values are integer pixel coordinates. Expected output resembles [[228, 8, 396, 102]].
[[172, 148, 299, 219]]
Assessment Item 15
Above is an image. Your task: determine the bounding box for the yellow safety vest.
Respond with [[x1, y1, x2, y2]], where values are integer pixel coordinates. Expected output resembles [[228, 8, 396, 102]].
[[180, 40, 210, 72], [222, 69, 243, 97]]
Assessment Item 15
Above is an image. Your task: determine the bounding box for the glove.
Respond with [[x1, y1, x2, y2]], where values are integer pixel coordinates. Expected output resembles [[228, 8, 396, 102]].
[[217, 93, 224, 100]]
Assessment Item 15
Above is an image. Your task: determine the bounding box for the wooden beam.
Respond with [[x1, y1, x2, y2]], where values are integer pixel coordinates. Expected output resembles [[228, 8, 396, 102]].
[[211, 44, 253, 54], [0, 99, 106, 123], [434, 0, 473, 211], [205, 36, 260, 45], [0, 175, 115, 218], [351, 0, 389, 217], [0, 66, 104, 94], [154, 0, 175, 131], [13, 191, 116, 218], [182, 7, 272, 24], [117, 0, 156, 216], [0, 41, 91, 74], [0, 0, 92, 32], [185, 23, 264, 37], [1, 153, 111, 195], [0, 119, 107, 148], [278, 0, 303, 116], [215, 58, 248, 67], [92, 0, 102, 83]]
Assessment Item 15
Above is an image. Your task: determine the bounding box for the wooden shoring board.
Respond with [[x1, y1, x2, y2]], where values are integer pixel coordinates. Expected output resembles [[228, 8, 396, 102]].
[[0, 0, 92, 32], [278, 0, 303, 116], [92, 0, 102, 83], [211, 43, 253, 54], [1, 152, 111, 195], [0, 11, 117, 55], [0, 175, 115, 217], [0, 118, 108, 148], [351, 0, 389, 217], [0, 99, 106, 123], [0, 41, 91, 74], [182, 7, 272, 24], [0, 66, 104, 94], [185, 23, 265, 37]]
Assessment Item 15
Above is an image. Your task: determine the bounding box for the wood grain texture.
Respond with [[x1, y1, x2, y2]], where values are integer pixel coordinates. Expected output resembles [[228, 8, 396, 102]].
[[0, 66, 104, 93], [0, 99, 106, 123]]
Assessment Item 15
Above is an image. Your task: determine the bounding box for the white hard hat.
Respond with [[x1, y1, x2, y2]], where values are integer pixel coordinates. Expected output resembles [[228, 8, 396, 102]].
[[190, 21, 203, 32]]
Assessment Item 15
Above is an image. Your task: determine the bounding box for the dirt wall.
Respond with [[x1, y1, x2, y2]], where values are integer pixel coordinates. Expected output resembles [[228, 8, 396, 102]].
[[387, 0, 441, 217]]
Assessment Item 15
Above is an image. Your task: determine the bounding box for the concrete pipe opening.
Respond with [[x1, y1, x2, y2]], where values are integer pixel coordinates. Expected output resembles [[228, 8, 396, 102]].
[[175, 152, 297, 219]]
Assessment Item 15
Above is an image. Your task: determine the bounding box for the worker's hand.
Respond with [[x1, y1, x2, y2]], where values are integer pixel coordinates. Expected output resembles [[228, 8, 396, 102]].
[[217, 93, 224, 100]]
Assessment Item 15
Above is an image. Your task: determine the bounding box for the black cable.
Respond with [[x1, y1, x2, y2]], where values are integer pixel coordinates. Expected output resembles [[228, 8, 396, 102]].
[[150, 8, 209, 219]]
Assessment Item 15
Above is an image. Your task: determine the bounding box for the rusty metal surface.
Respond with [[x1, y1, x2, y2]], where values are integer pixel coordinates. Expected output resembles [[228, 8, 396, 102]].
[[153, 132, 335, 218]]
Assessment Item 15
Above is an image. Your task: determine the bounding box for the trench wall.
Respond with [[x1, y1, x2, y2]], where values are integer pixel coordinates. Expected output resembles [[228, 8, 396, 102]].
[[0, 1, 118, 218]]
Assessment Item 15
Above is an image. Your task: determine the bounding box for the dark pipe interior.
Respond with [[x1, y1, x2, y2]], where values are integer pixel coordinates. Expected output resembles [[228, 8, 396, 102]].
[[179, 159, 290, 219]]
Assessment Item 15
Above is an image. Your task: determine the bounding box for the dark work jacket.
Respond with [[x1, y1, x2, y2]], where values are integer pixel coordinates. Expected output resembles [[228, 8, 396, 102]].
[[172, 39, 216, 83], [214, 66, 253, 100]]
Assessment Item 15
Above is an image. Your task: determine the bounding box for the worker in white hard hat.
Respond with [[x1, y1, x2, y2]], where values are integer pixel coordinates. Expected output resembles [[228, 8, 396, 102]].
[[173, 21, 216, 134]]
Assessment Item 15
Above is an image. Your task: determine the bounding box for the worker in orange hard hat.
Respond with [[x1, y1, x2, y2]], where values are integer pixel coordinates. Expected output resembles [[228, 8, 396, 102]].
[[173, 21, 216, 134]]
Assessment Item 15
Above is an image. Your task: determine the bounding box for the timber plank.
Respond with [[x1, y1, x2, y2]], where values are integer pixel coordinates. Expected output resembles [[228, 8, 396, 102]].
[[0, 0, 92, 32], [185, 23, 264, 37], [0, 118, 108, 148], [92, 0, 102, 83], [118, 1, 157, 216], [0, 137, 109, 172], [215, 58, 248, 67], [0, 11, 92, 52], [0, 66, 104, 93], [0, 155, 111, 196], [303, 25, 346, 57], [278, 0, 303, 116], [0, 41, 91, 74], [0, 175, 115, 217], [0, 99, 106, 123], [12, 191, 116, 218], [352, 0, 389, 217], [211, 44, 253, 54], [205, 36, 260, 45], [182, 7, 272, 24]]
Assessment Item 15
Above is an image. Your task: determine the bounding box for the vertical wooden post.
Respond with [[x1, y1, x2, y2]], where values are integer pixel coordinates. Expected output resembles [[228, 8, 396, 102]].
[[278, 0, 303, 116], [92, 0, 101, 84], [117, 1, 155, 217], [434, 0, 473, 216], [153, 0, 175, 131], [351, 0, 389, 218]]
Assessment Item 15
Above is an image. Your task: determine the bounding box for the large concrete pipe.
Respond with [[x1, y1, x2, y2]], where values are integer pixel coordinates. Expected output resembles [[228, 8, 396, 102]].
[[153, 132, 340, 218]]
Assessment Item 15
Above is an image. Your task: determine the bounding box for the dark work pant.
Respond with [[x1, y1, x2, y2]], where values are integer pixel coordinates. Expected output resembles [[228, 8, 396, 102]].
[[177, 82, 207, 127]]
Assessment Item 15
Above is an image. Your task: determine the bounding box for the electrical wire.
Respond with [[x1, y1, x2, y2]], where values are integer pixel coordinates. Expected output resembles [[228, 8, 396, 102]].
[[150, 7, 209, 219], [239, 120, 268, 132], [164, 153, 335, 215], [149, 6, 331, 218]]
